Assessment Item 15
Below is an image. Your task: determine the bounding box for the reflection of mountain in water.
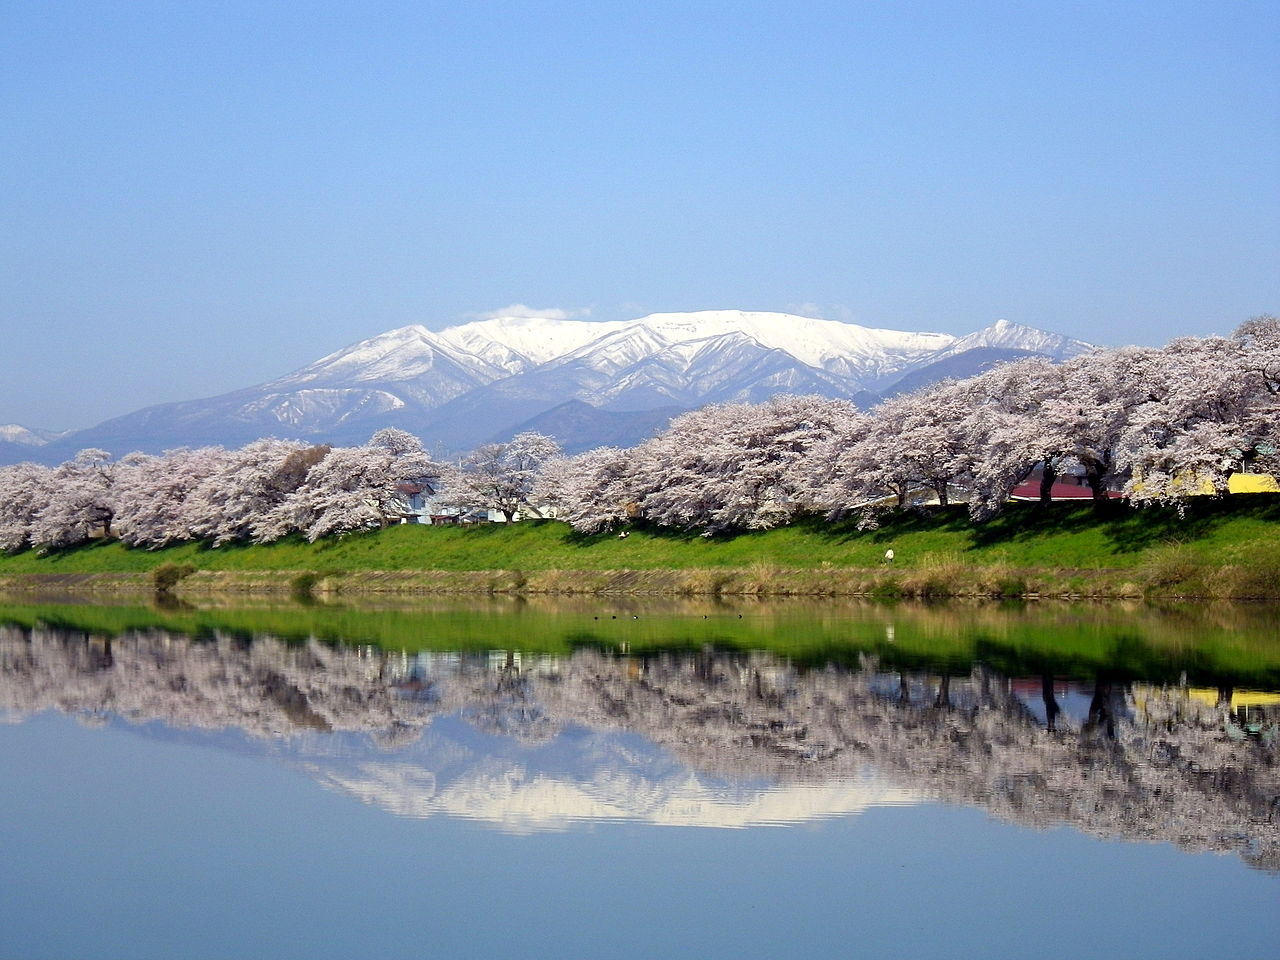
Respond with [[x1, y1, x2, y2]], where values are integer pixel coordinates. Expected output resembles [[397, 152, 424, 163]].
[[1, 625, 1277, 867], [301, 728, 916, 832]]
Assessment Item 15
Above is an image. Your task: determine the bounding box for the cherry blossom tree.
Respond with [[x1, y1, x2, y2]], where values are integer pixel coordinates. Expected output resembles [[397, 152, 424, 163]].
[[443, 431, 561, 522], [1233, 314, 1280, 398], [182, 439, 323, 545], [962, 357, 1068, 516], [28, 449, 118, 551], [826, 379, 979, 511], [632, 395, 856, 532], [113, 447, 227, 548], [0, 462, 54, 552], [533, 446, 641, 533], [1027, 347, 1164, 504], [1119, 335, 1280, 504], [256, 429, 439, 542]]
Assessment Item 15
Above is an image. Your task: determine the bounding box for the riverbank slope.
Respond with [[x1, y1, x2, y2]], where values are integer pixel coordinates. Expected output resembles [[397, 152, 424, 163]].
[[1, 498, 1277, 600]]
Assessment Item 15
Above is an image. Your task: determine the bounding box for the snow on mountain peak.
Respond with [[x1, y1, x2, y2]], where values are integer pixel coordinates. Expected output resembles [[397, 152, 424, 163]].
[[267, 309, 1084, 406], [282, 325, 433, 380], [627, 310, 955, 370], [0, 424, 51, 447], [438, 315, 632, 367], [940, 318, 1093, 359], [428, 309, 959, 384], [275, 324, 510, 388]]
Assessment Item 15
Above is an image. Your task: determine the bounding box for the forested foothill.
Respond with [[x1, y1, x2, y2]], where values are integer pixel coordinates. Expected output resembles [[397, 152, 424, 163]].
[[0, 317, 1276, 556]]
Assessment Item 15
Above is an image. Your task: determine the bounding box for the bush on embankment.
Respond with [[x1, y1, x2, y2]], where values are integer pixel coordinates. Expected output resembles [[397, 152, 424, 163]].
[[0, 496, 1277, 600]]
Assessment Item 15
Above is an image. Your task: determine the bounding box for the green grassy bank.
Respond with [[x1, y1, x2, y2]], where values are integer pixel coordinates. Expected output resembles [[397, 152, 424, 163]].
[[1, 496, 1279, 600]]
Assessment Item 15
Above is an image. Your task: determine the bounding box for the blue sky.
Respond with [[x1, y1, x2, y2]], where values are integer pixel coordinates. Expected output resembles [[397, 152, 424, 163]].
[[3, 0, 1277, 430]]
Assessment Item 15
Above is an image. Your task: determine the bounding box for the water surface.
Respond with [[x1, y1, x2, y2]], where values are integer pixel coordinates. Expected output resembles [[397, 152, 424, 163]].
[[1, 598, 1277, 959]]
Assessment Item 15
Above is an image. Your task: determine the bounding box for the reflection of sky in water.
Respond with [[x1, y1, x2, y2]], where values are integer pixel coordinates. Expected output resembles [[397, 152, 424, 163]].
[[1, 710, 1278, 960], [1010, 680, 1096, 727]]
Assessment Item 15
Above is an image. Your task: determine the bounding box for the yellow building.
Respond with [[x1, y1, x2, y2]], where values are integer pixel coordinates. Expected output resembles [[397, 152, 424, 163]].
[[1130, 471, 1279, 497], [1227, 473, 1280, 493]]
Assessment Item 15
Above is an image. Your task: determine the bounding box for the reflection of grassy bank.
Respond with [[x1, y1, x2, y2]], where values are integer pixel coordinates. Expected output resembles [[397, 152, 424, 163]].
[[1, 497, 1278, 599], [2, 596, 1278, 689]]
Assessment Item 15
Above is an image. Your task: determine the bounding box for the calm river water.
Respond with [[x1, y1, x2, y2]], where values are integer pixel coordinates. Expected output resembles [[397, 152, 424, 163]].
[[1, 597, 1277, 959]]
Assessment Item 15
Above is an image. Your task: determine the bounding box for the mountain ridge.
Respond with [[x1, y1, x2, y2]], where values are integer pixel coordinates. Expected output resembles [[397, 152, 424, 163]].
[[3, 311, 1092, 463]]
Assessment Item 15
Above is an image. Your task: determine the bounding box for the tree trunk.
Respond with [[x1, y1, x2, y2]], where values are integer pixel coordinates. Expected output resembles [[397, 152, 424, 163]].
[[933, 480, 949, 507], [1086, 472, 1108, 502], [1038, 463, 1057, 504], [1041, 673, 1061, 731], [1087, 675, 1117, 739], [95, 507, 114, 540], [1083, 455, 1112, 504]]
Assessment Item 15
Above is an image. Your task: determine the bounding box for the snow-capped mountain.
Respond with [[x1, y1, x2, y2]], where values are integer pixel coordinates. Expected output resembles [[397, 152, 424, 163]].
[[0, 423, 70, 464], [0, 424, 64, 447], [873, 318, 1096, 398], [9, 311, 1092, 463], [902, 318, 1092, 371]]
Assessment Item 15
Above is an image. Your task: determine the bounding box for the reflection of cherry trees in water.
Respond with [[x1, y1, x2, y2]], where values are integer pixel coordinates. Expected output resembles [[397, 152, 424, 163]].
[[1, 624, 1277, 868], [462, 649, 560, 742]]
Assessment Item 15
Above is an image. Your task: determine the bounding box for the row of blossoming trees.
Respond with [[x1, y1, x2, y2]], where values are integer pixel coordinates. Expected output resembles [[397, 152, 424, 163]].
[[537, 317, 1280, 532], [0, 427, 566, 552], [1, 318, 1276, 552]]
